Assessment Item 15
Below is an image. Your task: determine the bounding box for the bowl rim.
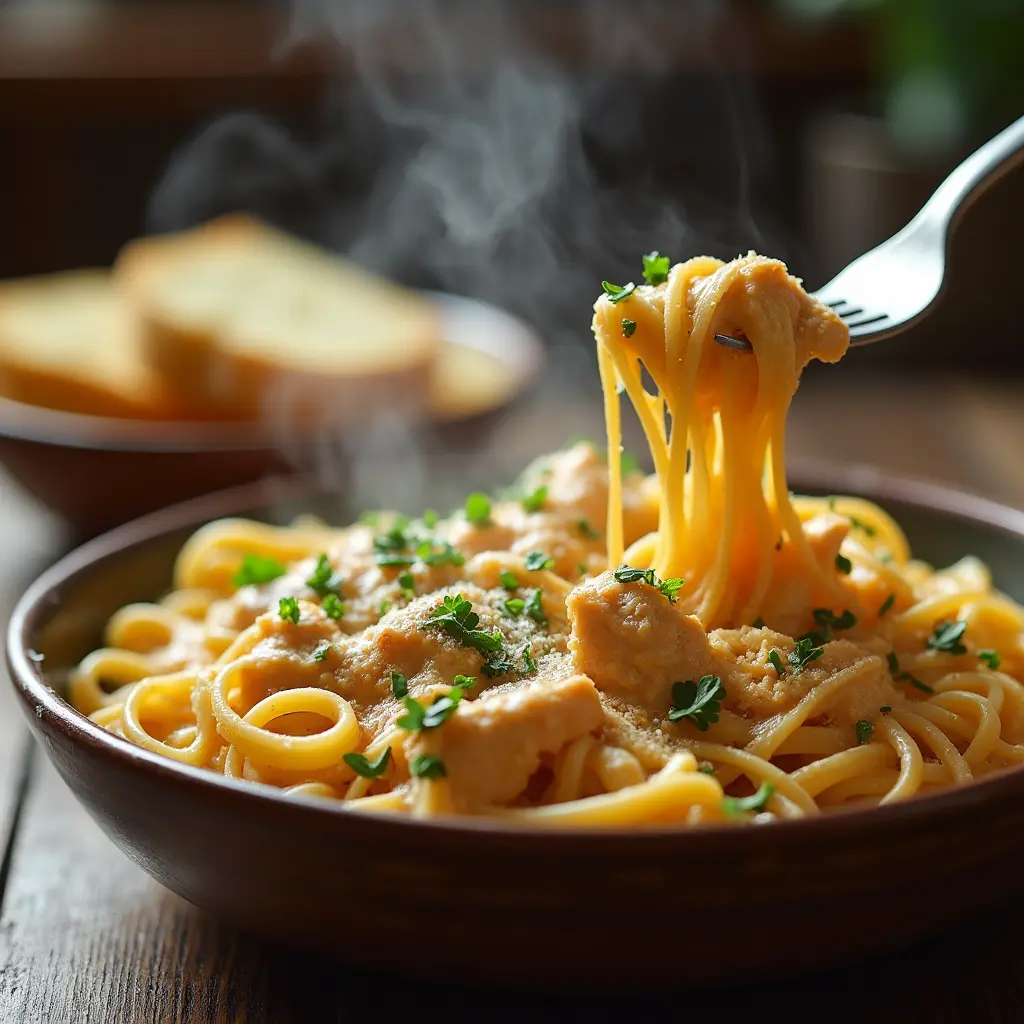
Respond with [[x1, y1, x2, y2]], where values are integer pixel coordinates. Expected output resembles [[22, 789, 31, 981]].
[[9, 457, 1024, 845], [0, 290, 545, 453]]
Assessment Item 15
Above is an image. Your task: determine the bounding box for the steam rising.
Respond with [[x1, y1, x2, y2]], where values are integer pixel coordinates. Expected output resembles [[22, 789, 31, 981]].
[[147, 0, 781, 514]]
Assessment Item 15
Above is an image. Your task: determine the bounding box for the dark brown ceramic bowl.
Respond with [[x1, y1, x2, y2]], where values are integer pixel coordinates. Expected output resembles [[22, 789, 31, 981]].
[[9, 461, 1024, 993], [0, 292, 544, 540]]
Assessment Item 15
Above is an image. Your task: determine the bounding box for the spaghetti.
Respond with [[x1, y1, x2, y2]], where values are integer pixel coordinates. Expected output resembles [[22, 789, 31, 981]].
[[71, 253, 1024, 826]]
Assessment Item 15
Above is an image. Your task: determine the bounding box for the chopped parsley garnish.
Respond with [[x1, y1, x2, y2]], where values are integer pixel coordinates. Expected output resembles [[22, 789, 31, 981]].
[[453, 674, 475, 689], [888, 651, 934, 693], [767, 649, 786, 675], [465, 493, 493, 527], [835, 554, 853, 574], [827, 498, 876, 537], [379, 599, 393, 615], [278, 597, 300, 624], [577, 518, 601, 540], [641, 251, 671, 286], [397, 570, 415, 596], [409, 754, 447, 780], [306, 553, 343, 597], [722, 781, 773, 817], [321, 594, 345, 620], [390, 670, 408, 699], [613, 564, 685, 603], [398, 680, 472, 733], [421, 594, 505, 657], [812, 607, 857, 638], [423, 509, 439, 528], [927, 620, 968, 655], [878, 593, 895, 617], [343, 747, 391, 780], [788, 637, 825, 674], [312, 641, 333, 662], [698, 763, 716, 775], [233, 554, 286, 589], [360, 510, 381, 527], [577, 563, 589, 577], [418, 542, 466, 567], [668, 675, 726, 731], [499, 569, 519, 590], [621, 318, 637, 338], [855, 720, 873, 745], [601, 280, 636, 304], [620, 450, 640, 475], [879, 705, 893, 714], [524, 550, 555, 571], [521, 486, 548, 513], [979, 649, 1001, 670], [373, 518, 411, 554], [752, 618, 766, 629], [521, 645, 538, 674], [525, 588, 547, 627], [503, 597, 526, 617]]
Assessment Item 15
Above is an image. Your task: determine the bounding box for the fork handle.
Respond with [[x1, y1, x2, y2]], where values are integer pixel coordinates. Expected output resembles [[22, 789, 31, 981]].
[[922, 114, 1024, 232]]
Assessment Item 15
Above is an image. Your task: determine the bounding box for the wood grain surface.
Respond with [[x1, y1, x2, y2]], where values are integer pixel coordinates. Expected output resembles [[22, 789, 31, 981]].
[[2, 374, 1023, 1023]]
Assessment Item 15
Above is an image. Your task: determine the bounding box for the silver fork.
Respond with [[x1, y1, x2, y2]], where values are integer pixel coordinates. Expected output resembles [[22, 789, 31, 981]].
[[715, 113, 1024, 352]]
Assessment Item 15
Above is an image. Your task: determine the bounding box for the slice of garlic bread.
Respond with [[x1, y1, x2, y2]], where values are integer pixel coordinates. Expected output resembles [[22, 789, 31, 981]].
[[115, 215, 442, 421], [0, 269, 187, 420]]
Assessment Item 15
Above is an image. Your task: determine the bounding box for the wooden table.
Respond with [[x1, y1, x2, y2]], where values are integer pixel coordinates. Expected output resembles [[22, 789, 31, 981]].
[[2, 374, 1024, 1022]]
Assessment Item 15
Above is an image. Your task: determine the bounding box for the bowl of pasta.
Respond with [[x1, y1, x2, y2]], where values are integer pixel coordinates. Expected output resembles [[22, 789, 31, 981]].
[[9, 253, 1024, 992]]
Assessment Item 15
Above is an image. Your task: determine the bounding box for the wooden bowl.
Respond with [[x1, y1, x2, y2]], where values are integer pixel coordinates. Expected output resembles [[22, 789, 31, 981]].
[[9, 461, 1024, 993], [0, 292, 544, 540]]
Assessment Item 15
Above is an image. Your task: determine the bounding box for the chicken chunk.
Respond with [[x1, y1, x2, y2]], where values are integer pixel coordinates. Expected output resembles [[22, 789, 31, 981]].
[[566, 570, 719, 714], [409, 674, 604, 812]]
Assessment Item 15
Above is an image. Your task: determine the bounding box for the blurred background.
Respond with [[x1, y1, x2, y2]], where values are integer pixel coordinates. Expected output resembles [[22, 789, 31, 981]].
[[1, 0, 1024, 537]]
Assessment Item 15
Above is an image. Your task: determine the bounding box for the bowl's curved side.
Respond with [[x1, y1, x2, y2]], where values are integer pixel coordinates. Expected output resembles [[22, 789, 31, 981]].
[[9, 465, 1024, 991]]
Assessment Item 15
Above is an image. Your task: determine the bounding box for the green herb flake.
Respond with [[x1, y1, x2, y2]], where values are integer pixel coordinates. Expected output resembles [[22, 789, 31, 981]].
[[397, 570, 415, 595], [698, 763, 716, 775], [465, 492, 493, 527], [577, 518, 601, 540], [278, 597, 300, 624], [343, 747, 392, 780], [525, 588, 548, 627], [767, 649, 786, 675], [390, 669, 409, 699], [879, 705, 893, 714], [620, 450, 640, 475], [788, 637, 825, 674], [835, 554, 853, 575], [321, 593, 345, 620], [927, 620, 968, 655], [979, 649, 1002, 670], [601, 280, 636, 304], [409, 754, 447, 780], [621, 318, 637, 338], [722, 781, 773, 817], [378, 599, 393, 615], [503, 597, 526, 617], [306, 553, 343, 597], [234, 554, 287, 589], [878, 593, 895, 617], [752, 617, 766, 629], [423, 508, 439, 528], [396, 696, 427, 731], [887, 651, 900, 676], [312, 640, 332, 662], [524, 550, 555, 572], [499, 569, 519, 590], [421, 594, 505, 660], [813, 607, 857, 633], [641, 251, 671, 286], [521, 486, 548, 513], [855, 720, 873, 745], [668, 675, 726, 731], [613, 564, 685, 603]]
